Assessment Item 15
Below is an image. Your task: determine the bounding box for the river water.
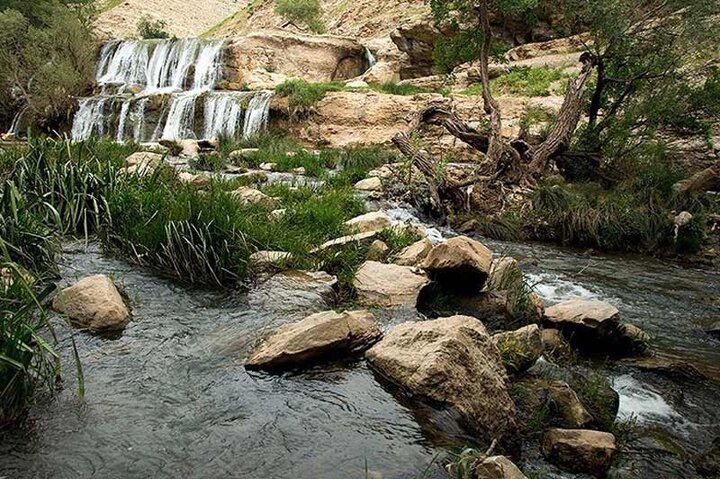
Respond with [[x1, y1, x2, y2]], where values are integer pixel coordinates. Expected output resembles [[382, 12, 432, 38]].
[[1, 232, 719, 478]]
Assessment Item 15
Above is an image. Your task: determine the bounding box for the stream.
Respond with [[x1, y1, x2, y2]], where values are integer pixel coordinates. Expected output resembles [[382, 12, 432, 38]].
[[1, 221, 719, 478]]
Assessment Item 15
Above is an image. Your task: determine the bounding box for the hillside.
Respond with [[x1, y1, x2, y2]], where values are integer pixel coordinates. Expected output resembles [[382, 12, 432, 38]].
[[96, 0, 247, 38]]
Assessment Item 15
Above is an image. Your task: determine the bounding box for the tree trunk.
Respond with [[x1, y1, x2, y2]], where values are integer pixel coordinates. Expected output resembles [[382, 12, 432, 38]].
[[673, 165, 720, 194]]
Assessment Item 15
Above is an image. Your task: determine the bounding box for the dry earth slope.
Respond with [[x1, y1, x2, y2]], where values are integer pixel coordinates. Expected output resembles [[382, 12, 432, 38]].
[[96, 0, 248, 38]]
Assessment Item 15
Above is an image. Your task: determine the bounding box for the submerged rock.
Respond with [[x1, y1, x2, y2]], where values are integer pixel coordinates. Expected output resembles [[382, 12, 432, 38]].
[[541, 428, 616, 475], [694, 437, 720, 477], [248, 270, 338, 316], [393, 238, 433, 267], [344, 211, 391, 233], [421, 236, 493, 293], [474, 456, 528, 479], [491, 324, 544, 374], [365, 315, 516, 442], [246, 310, 381, 371], [52, 274, 129, 332], [353, 261, 430, 307]]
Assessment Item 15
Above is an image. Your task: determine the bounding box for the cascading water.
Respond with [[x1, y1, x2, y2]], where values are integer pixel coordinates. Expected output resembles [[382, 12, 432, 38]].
[[72, 38, 274, 143], [243, 91, 274, 138], [365, 48, 377, 70]]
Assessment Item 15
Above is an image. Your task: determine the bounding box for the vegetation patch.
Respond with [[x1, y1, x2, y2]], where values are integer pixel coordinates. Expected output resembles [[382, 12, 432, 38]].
[[275, 79, 345, 112], [137, 15, 171, 39], [274, 0, 325, 34]]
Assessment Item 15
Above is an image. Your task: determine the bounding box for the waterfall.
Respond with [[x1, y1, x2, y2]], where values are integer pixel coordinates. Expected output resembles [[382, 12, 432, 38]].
[[72, 98, 107, 141], [98, 41, 150, 92], [162, 91, 201, 140], [203, 92, 252, 140], [193, 40, 225, 90], [72, 38, 273, 143], [8, 106, 28, 137], [132, 98, 149, 143], [243, 91, 273, 138], [365, 48, 377, 69], [115, 99, 131, 142]]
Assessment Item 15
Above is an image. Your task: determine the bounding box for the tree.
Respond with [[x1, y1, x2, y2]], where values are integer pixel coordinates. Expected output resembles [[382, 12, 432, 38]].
[[0, 1, 97, 134], [275, 0, 326, 34], [394, 0, 719, 214]]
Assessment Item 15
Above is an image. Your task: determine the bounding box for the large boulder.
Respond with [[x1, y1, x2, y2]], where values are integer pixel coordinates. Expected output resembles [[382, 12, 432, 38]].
[[52, 275, 129, 331], [365, 315, 516, 442], [541, 428, 617, 475], [474, 456, 528, 479], [421, 236, 493, 293], [390, 17, 441, 79], [226, 31, 368, 84], [545, 299, 648, 356], [353, 261, 430, 307], [393, 238, 433, 267], [545, 299, 620, 330], [344, 211, 391, 233], [246, 310, 381, 371], [491, 324, 544, 374], [513, 379, 594, 430]]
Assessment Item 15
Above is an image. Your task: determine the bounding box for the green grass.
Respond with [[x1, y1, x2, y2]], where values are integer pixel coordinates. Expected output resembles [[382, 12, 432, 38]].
[[369, 81, 429, 96], [462, 66, 569, 97], [275, 80, 346, 112]]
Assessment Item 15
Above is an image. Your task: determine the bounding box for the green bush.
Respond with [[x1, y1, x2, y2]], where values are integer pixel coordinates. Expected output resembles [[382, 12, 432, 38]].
[[275, 79, 345, 112], [274, 0, 325, 34], [0, 4, 97, 133], [137, 15, 170, 39]]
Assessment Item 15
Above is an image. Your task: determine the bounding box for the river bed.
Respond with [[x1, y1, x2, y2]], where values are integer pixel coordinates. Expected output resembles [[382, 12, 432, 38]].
[[1, 234, 718, 478]]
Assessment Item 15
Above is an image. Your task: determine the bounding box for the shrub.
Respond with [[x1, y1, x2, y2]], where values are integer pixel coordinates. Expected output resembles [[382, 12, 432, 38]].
[[275, 79, 345, 112], [274, 0, 325, 34], [491, 66, 569, 97], [137, 15, 170, 39]]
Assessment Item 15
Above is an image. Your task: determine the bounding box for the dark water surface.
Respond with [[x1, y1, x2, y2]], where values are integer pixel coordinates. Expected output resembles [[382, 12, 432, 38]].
[[1, 237, 719, 478]]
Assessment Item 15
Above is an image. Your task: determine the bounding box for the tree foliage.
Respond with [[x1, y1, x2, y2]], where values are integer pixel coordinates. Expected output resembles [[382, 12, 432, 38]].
[[137, 14, 170, 39], [274, 0, 325, 34], [0, 0, 97, 134]]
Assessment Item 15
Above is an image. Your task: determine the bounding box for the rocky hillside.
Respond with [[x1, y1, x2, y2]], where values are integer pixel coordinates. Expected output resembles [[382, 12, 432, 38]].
[[96, 0, 247, 38]]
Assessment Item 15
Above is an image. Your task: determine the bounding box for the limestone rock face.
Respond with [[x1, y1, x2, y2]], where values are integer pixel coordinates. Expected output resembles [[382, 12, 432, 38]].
[[390, 17, 440, 78], [52, 275, 129, 331], [226, 32, 367, 85], [474, 456, 528, 479], [344, 211, 391, 233], [393, 238, 433, 267], [541, 429, 617, 475], [421, 236, 493, 293], [353, 261, 430, 307], [246, 310, 381, 371], [491, 324, 544, 374], [366, 315, 516, 441]]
